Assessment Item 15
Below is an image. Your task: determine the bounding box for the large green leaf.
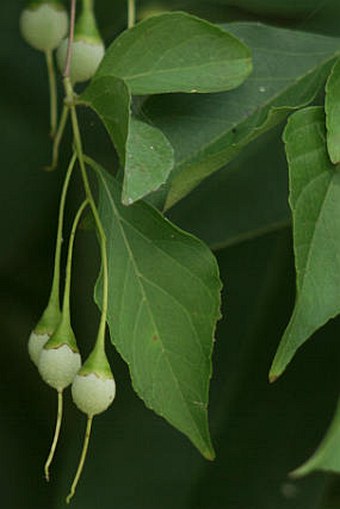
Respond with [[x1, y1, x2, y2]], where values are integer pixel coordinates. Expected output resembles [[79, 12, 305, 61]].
[[326, 58, 340, 164], [95, 12, 252, 95], [140, 23, 340, 209], [88, 158, 221, 460], [292, 398, 340, 477], [270, 107, 340, 380], [80, 76, 174, 203]]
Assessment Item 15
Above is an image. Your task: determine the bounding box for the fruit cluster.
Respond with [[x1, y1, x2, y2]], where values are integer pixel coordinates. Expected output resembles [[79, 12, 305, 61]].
[[20, 1, 115, 502]]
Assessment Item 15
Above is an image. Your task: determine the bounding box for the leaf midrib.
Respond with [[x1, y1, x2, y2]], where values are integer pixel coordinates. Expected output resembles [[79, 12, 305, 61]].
[[120, 59, 250, 83]]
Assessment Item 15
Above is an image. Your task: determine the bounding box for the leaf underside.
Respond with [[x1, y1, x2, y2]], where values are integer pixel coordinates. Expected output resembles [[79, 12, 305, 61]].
[[270, 107, 340, 380], [90, 158, 222, 460]]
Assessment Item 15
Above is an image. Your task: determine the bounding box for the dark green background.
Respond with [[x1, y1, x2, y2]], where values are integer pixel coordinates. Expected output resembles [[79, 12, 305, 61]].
[[2, 1, 340, 507]]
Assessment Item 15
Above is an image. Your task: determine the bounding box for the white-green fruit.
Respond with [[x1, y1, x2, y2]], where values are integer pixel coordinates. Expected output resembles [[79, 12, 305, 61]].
[[38, 344, 81, 391], [28, 331, 50, 366], [56, 38, 105, 84], [71, 373, 116, 416], [20, 3, 69, 52]]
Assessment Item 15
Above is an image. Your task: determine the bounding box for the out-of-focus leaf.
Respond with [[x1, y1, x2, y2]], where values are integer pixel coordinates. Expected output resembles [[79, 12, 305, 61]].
[[214, 0, 321, 17], [167, 124, 290, 250]]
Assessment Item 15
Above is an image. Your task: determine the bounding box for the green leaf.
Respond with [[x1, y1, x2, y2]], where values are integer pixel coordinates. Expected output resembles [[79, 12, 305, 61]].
[[95, 12, 252, 95], [81, 76, 130, 162], [140, 23, 340, 209], [326, 58, 340, 164], [124, 118, 174, 204], [80, 76, 174, 203], [88, 157, 221, 460], [292, 398, 340, 477], [270, 107, 340, 380]]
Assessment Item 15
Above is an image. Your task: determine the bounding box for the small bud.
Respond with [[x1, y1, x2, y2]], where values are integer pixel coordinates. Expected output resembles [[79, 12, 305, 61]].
[[38, 344, 81, 391], [20, 1, 69, 52]]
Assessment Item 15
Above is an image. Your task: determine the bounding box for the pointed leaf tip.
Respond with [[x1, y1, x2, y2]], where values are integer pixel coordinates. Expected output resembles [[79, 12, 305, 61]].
[[90, 158, 221, 459], [271, 107, 340, 376], [268, 372, 280, 384], [285, 398, 340, 477]]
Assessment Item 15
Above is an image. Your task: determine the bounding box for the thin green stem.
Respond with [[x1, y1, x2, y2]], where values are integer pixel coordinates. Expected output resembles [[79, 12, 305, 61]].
[[127, 0, 136, 28], [47, 152, 77, 313], [62, 199, 89, 323], [45, 49, 58, 138], [44, 390, 63, 482], [47, 105, 69, 171], [66, 416, 93, 504], [64, 77, 108, 350]]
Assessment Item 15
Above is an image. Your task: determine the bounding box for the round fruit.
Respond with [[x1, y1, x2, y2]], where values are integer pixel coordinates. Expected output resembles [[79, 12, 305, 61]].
[[56, 37, 105, 83], [71, 373, 116, 416], [38, 344, 81, 391], [20, 2, 69, 52]]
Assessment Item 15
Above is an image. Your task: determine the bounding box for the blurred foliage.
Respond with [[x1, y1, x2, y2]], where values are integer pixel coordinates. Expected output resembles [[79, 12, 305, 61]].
[[2, 1, 340, 508]]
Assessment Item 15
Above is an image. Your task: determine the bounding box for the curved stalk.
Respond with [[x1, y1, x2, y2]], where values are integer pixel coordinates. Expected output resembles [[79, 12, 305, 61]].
[[44, 390, 63, 481], [44, 152, 77, 321], [63, 77, 108, 350], [66, 416, 93, 504], [62, 199, 89, 323]]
